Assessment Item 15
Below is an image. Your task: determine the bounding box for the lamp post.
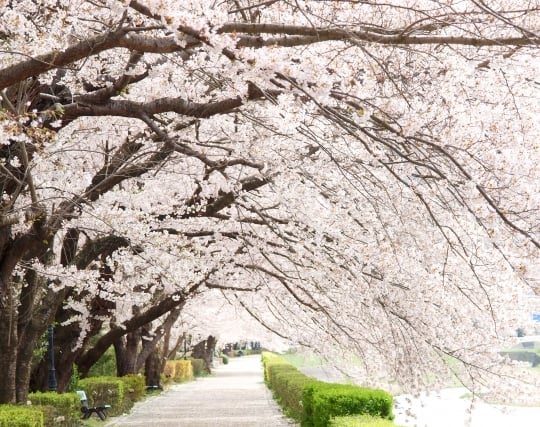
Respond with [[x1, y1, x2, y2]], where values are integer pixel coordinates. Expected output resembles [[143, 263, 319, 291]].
[[47, 324, 57, 391]]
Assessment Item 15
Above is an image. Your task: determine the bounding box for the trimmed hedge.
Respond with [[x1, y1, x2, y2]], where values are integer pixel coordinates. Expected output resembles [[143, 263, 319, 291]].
[[78, 376, 126, 416], [0, 405, 44, 427], [28, 391, 80, 426], [268, 364, 319, 420], [120, 374, 146, 402], [262, 352, 394, 427], [330, 415, 401, 427], [164, 360, 194, 382], [307, 383, 393, 427], [190, 358, 208, 377]]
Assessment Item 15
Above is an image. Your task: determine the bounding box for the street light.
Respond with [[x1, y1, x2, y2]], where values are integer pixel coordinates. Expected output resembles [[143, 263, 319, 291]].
[[47, 324, 57, 391]]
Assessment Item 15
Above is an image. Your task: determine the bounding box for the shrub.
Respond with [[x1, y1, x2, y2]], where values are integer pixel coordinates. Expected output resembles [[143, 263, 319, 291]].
[[163, 360, 176, 379], [0, 405, 43, 427], [78, 376, 125, 416], [176, 360, 194, 381], [222, 355, 229, 365], [262, 352, 290, 382], [120, 374, 146, 402], [307, 384, 393, 427], [164, 360, 194, 382], [329, 415, 400, 427], [190, 358, 208, 377], [264, 362, 316, 421], [261, 352, 394, 427], [28, 391, 80, 426]]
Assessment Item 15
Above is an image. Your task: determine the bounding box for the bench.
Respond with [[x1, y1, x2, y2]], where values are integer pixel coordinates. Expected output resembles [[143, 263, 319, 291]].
[[145, 384, 163, 391], [76, 390, 110, 420]]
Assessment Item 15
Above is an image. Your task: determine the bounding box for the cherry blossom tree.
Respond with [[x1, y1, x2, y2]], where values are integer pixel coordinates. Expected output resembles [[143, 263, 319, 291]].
[[0, 0, 538, 403]]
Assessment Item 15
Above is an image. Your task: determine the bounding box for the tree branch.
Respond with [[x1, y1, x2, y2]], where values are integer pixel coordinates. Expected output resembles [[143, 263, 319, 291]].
[[0, 30, 192, 91], [220, 23, 539, 47]]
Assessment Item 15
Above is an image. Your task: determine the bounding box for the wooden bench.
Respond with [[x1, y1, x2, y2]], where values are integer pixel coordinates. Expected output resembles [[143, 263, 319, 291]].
[[76, 390, 110, 420]]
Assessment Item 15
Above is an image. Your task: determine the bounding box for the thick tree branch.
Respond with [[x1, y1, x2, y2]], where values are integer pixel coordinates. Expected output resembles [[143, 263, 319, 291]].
[[220, 23, 539, 47], [75, 235, 131, 270], [76, 277, 206, 375], [61, 92, 261, 122], [0, 30, 192, 91]]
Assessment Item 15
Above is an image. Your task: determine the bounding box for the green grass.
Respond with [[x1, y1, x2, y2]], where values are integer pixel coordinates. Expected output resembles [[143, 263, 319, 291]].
[[280, 352, 323, 368], [81, 418, 107, 426], [329, 414, 404, 427]]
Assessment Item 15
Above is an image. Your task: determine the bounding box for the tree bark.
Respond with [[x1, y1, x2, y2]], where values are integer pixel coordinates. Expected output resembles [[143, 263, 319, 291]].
[[115, 328, 141, 376], [144, 349, 162, 387], [0, 304, 17, 403], [136, 307, 182, 373], [192, 335, 217, 373]]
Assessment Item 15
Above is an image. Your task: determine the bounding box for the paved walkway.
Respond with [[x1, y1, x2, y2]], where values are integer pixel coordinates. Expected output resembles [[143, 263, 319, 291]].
[[105, 355, 296, 427]]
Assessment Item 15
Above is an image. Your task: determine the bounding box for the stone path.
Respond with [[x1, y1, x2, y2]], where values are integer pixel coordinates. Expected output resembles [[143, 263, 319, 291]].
[[105, 355, 296, 427]]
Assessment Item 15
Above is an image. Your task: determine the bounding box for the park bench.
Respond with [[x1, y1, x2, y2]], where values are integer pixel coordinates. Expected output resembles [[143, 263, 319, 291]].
[[145, 384, 163, 391], [76, 390, 110, 420]]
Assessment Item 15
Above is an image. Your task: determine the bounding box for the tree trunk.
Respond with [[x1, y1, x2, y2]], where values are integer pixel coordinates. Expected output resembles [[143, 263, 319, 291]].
[[192, 335, 217, 373], [206, 335, 216, 369], [144, 349, 162, 387], [76, 292, 191, 377], [15, 328, 40, 402], [135, 307, 182, 373], [0, 305, 17, 403], [115, 306, 143, 376], [114, 328, 141, 376], [113, 336, 127, 377], [29, 357, 48, 393]]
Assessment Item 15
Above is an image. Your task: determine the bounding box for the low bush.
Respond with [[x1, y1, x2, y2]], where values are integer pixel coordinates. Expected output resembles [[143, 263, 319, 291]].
[[190, 358, 208, 377], [262, 352, 290, 382], [307, 383, 393, 427], [78, 376, 126, 416], [120, 374, 146, 402], [329, 415, 400, 427], [262, 352, 394, 427], [164, 360, 194, 382], [0, 405, 43, 427], [28, 391, 80, 426], [268, 365, 318, 421], [222, 355, 229, 365]]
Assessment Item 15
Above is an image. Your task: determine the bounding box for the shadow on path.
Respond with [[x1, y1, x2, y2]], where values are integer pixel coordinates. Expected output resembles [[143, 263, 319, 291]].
[[105, 355, 296, 427]]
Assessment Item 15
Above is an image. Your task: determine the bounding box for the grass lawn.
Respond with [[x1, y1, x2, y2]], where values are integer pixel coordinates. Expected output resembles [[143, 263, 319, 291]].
[[280, 352, 323, 368]]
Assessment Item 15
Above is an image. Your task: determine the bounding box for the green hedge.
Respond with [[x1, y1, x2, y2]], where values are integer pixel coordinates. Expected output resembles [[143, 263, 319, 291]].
[[120, 374, 146, 402], [28, 392, 80, 426], [330, 415, 401, 427], [190, 358, 208, 377], [164, 360, 194, 382], [268, 365, 319, 420], [0, 405, 43, 427], [78, 376, 126, 417], [307, 383, 393, 427], [262, 352, 394, 427]]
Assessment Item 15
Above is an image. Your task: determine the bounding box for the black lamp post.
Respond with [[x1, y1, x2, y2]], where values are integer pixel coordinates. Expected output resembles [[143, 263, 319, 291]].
[[47, 324, 57, 391]]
